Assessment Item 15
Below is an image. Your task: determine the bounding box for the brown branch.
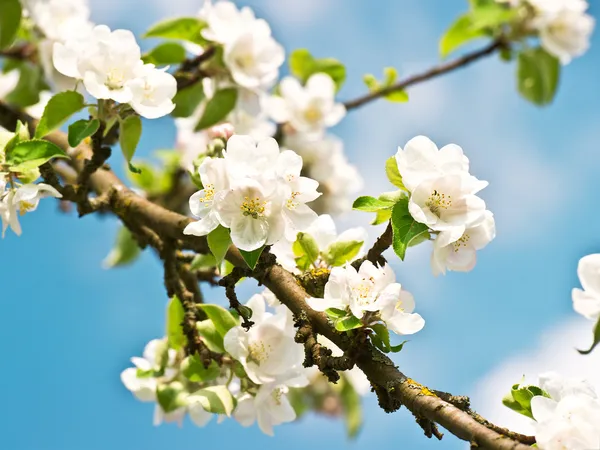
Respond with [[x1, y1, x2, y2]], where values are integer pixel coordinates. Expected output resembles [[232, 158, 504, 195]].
[[175, 46, 217, 90], [343, 39, 505, 111], [0, 101, 532, 450], [353, 222, 393, 269]]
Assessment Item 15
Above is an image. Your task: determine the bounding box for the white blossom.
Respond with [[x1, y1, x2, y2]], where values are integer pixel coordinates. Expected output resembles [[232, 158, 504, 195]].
[[128, 65, 177, 119], [1, 184, 62, 237], [234, 384, 297, 436], [200, 0, 265, 45], [431, 210, 496, 276], [223, 294, 306, 385], [26, 0, 93, 42], [265, 73, 346, 136], [572, 254, 600, 322]]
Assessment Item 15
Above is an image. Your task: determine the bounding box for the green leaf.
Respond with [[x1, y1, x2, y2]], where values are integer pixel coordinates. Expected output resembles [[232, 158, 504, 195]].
[[3, 119, 29, 154], [502, 382, 551, 419], [292, 232, 319, 270], [195, 88, 238, 131], [190, 253, 217, 271], [144, 17, 206, 44], [335, 315, 363, 332], [182, 355, 221, 382], [34, 91, 85, 139], [196, 319, 225, 353], [390, 340, 409, 353], [197, 304, 238, 338], [0, 0, 22, 49], [142, 42, 187, 65], [439, 14, 486, 59], [289, 49, 346, 91], [172, 81, 205, 118], [239, 246, 264, 270], [362, 68, 408, 103], [340, 375, 363, 439], [370, 323, 391, 352], [325, 308, 348, 319], [68, 118, 100, 148], [189, 385, 235, 416], [352, 196, 395, 212], [517, 47, 560, 106], [157, 382, 188, 413], [372, 209, 392, 226], [385, 156, 406, 189], [119, 115, 143, 165], [102, 226, 142, 269], [5, 139, 69, 172], [166, 296, 188, 351], [5, 62, 48, 107], [391, 200, 429, 261], [578, 316, 600, 355], [325, 241, 364, 267], [207, 225, 231, 265], [470, 3, 516, 29]]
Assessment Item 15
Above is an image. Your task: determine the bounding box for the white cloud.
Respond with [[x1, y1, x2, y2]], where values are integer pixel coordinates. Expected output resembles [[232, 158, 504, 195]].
[[471, 317, 600, 435]]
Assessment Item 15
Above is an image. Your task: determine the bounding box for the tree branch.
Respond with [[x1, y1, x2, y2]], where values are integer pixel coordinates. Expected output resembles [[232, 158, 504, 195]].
[[343, 39, 505, 111], [0, 101, 531, 450]]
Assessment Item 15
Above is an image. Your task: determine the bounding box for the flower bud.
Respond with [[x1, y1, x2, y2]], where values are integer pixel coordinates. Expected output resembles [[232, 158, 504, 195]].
[[207, 123, 234, 140]]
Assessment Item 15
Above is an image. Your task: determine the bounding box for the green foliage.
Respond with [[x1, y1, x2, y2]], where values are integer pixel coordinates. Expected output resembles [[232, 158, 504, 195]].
[[289, 48, 346, 91], [239, 246, 265, 270], [144, 17, 207, 45], [391, 200, 429, 261], [5, 139, 69, 172], [352, 196, 396, 212], [195, 88, 238, 131], [196, 319, 225, 352], [578, 316, 600, 355], [292, 232, 319, 270], [102, 226, 142, 269], [440, 14, 487, 58], [182, 355, 221, 382], [370, 323, 408, 353], [0, 0, 22, 49], [190, 254, 217, 271], [517, 47, 560, 106], [4, 62, 48, 107], [502, 382, 551, 419], [385, 156, 406, 189], [363, 67, 408, 102], [172, 81, 205, 118], [35, 91, 85, 139], [197, 304, 238, 338], [339, 375, 362, 438], [142, 42, 187, 65], [119, 115, 143, 171], [324, 241, 363, 267], [207, 225, 232, 265], [157, 382, 188, 413], [68, 119, 100, 147], [372, 209, 392, 225], [189, 386, 235, 416], [334, 315, 363, 332], [166, 296, 188, 351]]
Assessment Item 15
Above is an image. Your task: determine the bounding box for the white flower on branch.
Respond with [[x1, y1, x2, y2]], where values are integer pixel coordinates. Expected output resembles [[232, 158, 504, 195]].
[[234, 384, 297, 436], [431, 210, 496, 276], [26, 0, 93, 42], [572, 254, 600, 322], [128, 65, 177, 119], [1, 184, 62, 238], [200, 0, 265, 45], [530, 372, 600, 450], [265, 73, 346, 137]]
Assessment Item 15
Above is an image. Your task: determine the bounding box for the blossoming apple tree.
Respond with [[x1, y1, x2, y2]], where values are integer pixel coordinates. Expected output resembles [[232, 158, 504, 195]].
[[1, 0, 599, 448]]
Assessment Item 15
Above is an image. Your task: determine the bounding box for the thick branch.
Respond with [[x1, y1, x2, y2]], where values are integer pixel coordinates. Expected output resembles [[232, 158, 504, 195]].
[[0, 101, 531, 450], [343, 40, 504, 110]]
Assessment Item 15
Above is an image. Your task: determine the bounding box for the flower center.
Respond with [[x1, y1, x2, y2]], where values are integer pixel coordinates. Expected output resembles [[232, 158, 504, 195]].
[[240, 196, 266, 219], [247, 341, 271, 365], [395, 300, 404, 312], [199, 184, 215, 207], [352, 277, 376, 306], [453, 233, 470, 252], [106, 68, 125, 90], [286, 191, 300, 210], [19, 200, 35, 215], [271, 387, 284, 406], [426, 190, 452, 217], [304, 106, 323, 124], [234, 53, 255, 69]]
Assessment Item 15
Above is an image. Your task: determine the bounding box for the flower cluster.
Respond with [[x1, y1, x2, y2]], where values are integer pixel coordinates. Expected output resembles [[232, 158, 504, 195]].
[[530, 372, 600, 449], [53, 24, 177, 118], [183, 135, 320, 251], [396, 135, 496, 276], [308, 260, 425, 336]]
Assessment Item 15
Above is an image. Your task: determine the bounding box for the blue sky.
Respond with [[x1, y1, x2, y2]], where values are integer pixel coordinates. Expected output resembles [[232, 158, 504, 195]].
[[2, 0, 600, 449]]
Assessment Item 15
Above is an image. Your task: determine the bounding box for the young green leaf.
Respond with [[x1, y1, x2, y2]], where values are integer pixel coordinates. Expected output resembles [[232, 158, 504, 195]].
[[195, 88, 238, 131], [578, 316, 600, 355], [197, 304, 238, 338], [190, 253, 217, 271], [292, 232, 320, 269], [142, 42, 187, 65], [352, 196, 395, 212], [502, 382, 551, 419], [189, 386, 235, 416], [166, 296, 188, 351], [172, 81, 205, 118], [385, 156, 406, 189], [324, 240, 364, 267], [239, 246, 265, 270], [35, 91, 85, 138], [0, 0, 22, 49], [144, 17, 206, 44], [372, 209, 393, 225], [182, 355, 221, 382], [340, 375, 363, 439], [289, 48, 346, 91], [102, 226, 142, 269], [119, 115, 143, 165], [325, 308, 348, 319], [391, 199, 429, 260], [517, 47, 560, 106], [157, 382, 188, 413], [363, 68, 408, 102], [390, 340, 409, 353], [370, 323, 391, 352], [5, 139, 69, 172], [5, 62, 48, 107], [68, 119, 100, 148], [439, 14, 486, 59], [335, 315, 363, 332], [196, 319, 225, 352], [207, 225, 232, 265]]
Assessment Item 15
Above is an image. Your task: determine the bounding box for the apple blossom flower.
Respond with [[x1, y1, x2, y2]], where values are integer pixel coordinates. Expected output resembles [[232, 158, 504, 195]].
[[431, 210, 496, 276], [234, 384, 297, 436], [265, 73, 346, 136], [26, 0, 93, 42], [572, 254, 600, 322], [200, 0, 265, 45], [128, 65, 177, 119], [378, 288, 426, 336], [1, 184, 62, 237]]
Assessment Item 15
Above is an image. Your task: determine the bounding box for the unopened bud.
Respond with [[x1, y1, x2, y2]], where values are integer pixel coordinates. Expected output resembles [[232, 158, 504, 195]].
[[207, 123, 235, 140]]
